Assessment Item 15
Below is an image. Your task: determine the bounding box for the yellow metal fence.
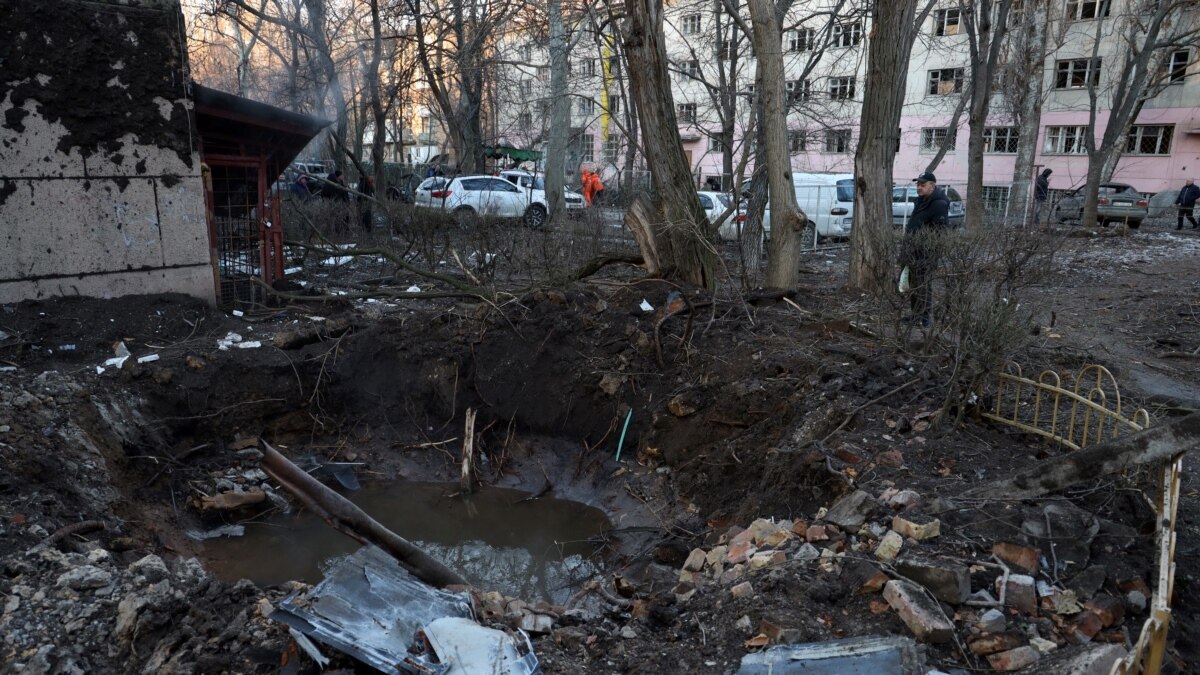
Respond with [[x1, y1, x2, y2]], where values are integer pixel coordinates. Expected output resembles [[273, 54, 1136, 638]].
[[982, 364, 1178, 675]]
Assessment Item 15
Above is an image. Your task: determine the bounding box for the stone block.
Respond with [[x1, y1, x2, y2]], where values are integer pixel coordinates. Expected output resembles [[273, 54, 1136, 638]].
[[977, 608, 1006, 633], [968, 631, 1024, 655], [1084, 595, 1124, 627], [705, 546, 728, 568], [727, 540, 755, 565], [731, 581, 753, 599], [682, 548, 706, 572], [749, 550, 786, 570], [806, 524, 829, 542], [842, 559, 889, 595], [883, 579, 954, 644], [895, 559, 970, 604]]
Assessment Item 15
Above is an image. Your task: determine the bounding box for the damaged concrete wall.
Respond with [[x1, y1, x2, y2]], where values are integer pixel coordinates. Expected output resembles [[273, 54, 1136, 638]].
[[0, 0, 214, 304]]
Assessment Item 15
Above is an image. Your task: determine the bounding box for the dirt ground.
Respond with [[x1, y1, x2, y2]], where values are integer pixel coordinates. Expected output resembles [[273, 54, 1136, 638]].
[[1, 216, 1198, 674]]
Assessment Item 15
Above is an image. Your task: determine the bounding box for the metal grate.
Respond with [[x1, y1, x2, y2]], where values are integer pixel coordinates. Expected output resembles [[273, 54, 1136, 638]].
[[211, 164, 265, 310]]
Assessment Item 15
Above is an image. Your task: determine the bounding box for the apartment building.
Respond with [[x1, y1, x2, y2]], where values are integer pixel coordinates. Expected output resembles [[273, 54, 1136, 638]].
[[491, 0, 1199, 197]]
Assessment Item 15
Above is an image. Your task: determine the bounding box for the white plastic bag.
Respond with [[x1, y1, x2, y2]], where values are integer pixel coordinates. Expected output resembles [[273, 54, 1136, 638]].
[[898, 266, 912, 294]]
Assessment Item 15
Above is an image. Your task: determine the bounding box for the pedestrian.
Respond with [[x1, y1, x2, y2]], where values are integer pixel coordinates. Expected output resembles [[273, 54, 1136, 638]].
[[1033, 168, 1052, 224], [580, 167, 596, 207], [1174, 178, 1199, 230], [292, 174, 312, 202], [706, 176, 721, 192], [588, 170, 605, 207], [323, 170, 349, 201], [900, 171, 950, 329]]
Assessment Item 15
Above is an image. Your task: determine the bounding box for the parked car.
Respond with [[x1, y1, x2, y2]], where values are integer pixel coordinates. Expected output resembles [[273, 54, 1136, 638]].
[[718, 173, 855, 241], [697, 190, 741, 230], [892, 185, 966, 228], [1054, 183, 1148, 228], [498, 170, 586, 225], [414, 174, 553, 227]]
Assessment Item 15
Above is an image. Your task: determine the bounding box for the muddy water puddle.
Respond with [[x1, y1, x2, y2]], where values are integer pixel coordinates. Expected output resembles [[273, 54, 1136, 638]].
[[200, 482, 610, 603]]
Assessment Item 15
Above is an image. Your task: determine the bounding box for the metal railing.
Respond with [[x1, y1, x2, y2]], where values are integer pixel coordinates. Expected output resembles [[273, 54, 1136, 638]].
[[981, 364, 1177, 674]]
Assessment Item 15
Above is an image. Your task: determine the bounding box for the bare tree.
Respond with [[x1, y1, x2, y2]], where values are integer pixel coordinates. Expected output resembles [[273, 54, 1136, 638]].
[[1078, 0, 1200, 227], [850, 0, 926, 291], [1000, 0, 1055, 220], [621, 0, 716, 287], [961, 0, 1013, 229]]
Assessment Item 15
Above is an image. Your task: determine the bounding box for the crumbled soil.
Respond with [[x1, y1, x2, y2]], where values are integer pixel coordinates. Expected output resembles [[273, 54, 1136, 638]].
[[1, 219, 1198, 674]]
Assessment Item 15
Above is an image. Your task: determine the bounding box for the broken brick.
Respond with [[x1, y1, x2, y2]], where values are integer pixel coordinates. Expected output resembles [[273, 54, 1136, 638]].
[[806, 525, 829, 542], [1085, 595, 1124, 628], [842, 559, 889, 595], [883, 579, 954, 643], [682, 548, 706, 572], [987, 646, 1040, 671], [891, 515, 940, 541], [727, 540, 755, 565], [731, 581, 754, 599], [999, 574, 1038, 616], [992, 541, 1039, 575], [1073, 611, 1103, 642], [968, 631, 1024, 656], [874, 531, 904, 561]]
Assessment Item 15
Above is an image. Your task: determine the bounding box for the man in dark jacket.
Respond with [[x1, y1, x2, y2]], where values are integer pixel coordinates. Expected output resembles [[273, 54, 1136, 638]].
[[1174, 178, 1199, 230], [902, 171, 950, 328], [1033, 168, 1052, 224]]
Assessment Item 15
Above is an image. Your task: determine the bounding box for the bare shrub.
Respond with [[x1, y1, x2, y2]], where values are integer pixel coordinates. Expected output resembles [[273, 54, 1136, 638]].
[[869, 225, 1064, 419]]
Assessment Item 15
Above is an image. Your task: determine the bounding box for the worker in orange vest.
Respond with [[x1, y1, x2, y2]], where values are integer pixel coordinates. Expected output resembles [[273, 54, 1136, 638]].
[[581, 167, 605, 207]]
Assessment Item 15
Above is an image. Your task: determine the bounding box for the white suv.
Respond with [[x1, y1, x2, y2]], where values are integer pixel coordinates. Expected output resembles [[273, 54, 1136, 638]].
[[413, 175, 534, 225], [499, 171, 586, 222]]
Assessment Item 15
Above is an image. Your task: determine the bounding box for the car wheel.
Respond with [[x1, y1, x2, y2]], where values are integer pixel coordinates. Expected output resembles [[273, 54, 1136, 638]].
[[524, 204, 547, 229], [1127, 219, 1142, 230], [454, 207, 477, 227]]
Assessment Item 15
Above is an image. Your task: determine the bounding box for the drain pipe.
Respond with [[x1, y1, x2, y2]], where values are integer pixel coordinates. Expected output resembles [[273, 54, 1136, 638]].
[[260, 441, 468, 589]]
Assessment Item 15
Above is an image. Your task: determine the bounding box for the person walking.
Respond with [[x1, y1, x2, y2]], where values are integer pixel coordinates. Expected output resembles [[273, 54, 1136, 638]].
[[901, 171, 950, 328], [1174, 178, 1199, 230], [1033, 168, 1052, 225]]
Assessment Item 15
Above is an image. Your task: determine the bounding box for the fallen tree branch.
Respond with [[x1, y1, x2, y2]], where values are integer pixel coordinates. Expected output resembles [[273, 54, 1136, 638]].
[[962, 411, 1200, 500], [282, 240, 485, 296], [251, 278, 482, 303], [260, 441, 467, 588], [568, 253, 645, 281]]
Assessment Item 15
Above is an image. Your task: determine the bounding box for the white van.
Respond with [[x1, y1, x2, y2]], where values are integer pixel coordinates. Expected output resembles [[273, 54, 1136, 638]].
[[721, 173, 855, 241]]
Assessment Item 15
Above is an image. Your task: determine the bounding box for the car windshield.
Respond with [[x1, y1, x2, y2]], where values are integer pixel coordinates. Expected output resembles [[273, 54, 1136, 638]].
[[1099, 184, 1138, 195], [836, 179, 855, 202], [715, 193, 732, 208]]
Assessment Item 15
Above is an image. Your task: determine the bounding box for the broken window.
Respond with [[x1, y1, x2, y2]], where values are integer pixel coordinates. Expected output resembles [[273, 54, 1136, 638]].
[[935, 9, 961, 36], [833, 22, 862, 47], [829, 76, 856, 100], [789, 129, 807, 152], [824, 128, 851, 153], [786, 28, 816, 52], [681, 13, 701, 35], [1066, 0, 1110, 20], [709, 136, 725, 152], [1055, 58, 1101, 88], [927, 68, 965, 95], [677, 103, 697, 122], [787, 79, 812, 103], [1125, 125, 1173, 155], [1168, 49, 1190, 83], [1043, 125, 1090, 154]]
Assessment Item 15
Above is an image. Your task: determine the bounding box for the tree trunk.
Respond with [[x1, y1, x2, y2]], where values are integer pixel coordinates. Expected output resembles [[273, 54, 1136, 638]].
[[963, 412, 1200, 500], [545, 0, 568, 217], [1006, 0, 1048, 222], [622, 0, 716, 288], [747, 0, 805, 290], [964, 0, 1011, 231], [260, 442, 468, 588], [740, 75, 767, 286], [850, 0, 919, 291]]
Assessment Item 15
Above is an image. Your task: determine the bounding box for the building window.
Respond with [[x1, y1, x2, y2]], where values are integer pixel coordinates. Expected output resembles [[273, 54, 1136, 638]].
[[745, 83, 755, 98], [1168, 49, 1190, 83], [982, 126, 1019, 153], [789, 130, 807, 152], [709, 136, 726, 152], [580, 59, 597, 77], [534, 99, 547, 115], [1055, 58, 1101, 88], [786, 28, 816, 52], [920, 127, 956, 152], [677, 59, 700, 79], [787, 79, 811, 103], [519, 80, 533, 97], [928, 68, 965, 95], [1126, 125, 1173, 155], [935, 9, 961, 36], [682, 13, 701, 35], [677, 103, 697, 122], [718, 39, 737, 60], [576, 97, 596, 115], [1066, 0, 1110, 20], [833, 22, 862, 47], [824, 128, 851, 153], [1043, 125, 1090, 154], [522, 44, 534, 62], [603, 137, 620, 162], [829, 76, 856, 100], [518, 111, 532, 130], [608, 96, 621, 114], [580, 133, 595, 162], [537, 66, 549, 81], [420, 116, 431, 135]]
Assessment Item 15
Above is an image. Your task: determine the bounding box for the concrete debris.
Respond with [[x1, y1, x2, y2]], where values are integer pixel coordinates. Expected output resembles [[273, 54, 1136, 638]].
[[874, 531, 904, 561], [891, 515, 940, 541], [987, 645, 1041, 671], [824, 490, 878, 530], [735, 635, 925, 674], [893, 559, 970, 604]]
